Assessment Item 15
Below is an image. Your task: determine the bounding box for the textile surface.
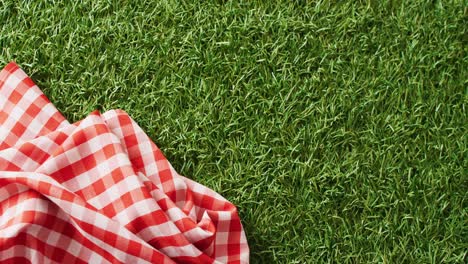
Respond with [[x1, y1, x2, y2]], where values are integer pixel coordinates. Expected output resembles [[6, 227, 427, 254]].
[[0, 62, 249, 263]]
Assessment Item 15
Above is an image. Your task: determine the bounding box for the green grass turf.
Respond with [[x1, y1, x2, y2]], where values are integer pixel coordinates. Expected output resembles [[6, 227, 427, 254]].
[[1, 1, 466, 262]]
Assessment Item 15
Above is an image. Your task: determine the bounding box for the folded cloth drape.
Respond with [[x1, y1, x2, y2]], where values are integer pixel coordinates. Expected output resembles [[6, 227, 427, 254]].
[[0, 62, 249, 264]]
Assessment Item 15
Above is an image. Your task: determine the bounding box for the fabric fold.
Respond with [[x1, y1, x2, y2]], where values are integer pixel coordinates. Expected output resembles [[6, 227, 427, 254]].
[[0, 62, 249, 264]]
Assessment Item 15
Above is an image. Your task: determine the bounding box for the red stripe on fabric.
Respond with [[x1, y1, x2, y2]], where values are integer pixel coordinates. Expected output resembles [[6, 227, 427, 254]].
[[75, 219, 169, 262], [0, 210, 107, 263], [0, 257, 32, 264], [171, 254, 214, 264], [4, 61, 19, 73], [0, 233, 87, 264]]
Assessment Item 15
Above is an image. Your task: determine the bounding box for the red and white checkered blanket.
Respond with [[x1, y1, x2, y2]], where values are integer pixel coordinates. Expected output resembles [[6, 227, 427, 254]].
[[0, 62, 249, 263]]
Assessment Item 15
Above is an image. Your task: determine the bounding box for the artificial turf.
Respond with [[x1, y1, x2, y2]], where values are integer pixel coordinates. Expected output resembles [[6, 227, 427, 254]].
[[1, 1, 466, 263]]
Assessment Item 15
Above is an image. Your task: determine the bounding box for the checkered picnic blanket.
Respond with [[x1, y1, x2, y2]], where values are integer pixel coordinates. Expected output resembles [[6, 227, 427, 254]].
[[0, 62, 249, 263]]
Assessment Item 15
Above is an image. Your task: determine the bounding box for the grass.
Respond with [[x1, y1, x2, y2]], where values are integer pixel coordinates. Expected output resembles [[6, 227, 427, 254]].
[[1, 0, 466, 262]]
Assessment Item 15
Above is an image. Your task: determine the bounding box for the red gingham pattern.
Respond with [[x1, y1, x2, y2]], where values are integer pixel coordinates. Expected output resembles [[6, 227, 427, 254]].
[[0, 62, 249, 263]]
